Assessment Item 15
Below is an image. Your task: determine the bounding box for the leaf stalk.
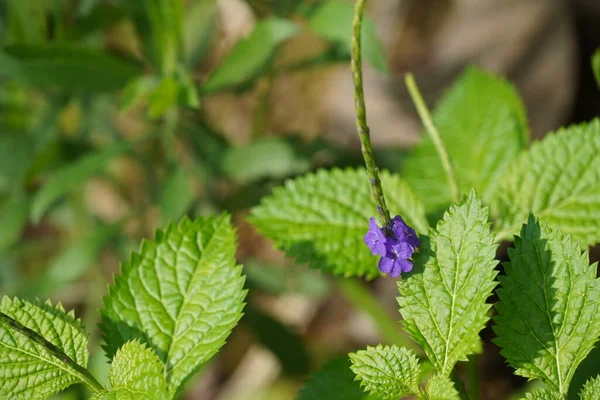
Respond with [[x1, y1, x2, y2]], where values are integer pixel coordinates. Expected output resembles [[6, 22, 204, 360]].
[[405, 73, 460, 203]]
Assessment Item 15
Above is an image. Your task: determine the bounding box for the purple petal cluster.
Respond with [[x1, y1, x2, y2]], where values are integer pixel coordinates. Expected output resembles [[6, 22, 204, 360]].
[[364, 216, 420, 278]]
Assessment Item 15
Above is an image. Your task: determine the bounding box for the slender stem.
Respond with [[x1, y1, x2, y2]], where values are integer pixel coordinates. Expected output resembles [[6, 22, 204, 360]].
[[337, 278, 422, 354], [467, 356, 480, 400], [405, 74, 460, 203], [351, 0, 392, 229], [0, 312, 105, 394]]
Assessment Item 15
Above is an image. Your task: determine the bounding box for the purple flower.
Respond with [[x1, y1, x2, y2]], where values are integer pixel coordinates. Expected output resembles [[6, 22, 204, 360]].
[[364, 215, 420, 278], [378, 257, 413, 278], [364, 217, 387, 256], [391, 216, 420, 249]]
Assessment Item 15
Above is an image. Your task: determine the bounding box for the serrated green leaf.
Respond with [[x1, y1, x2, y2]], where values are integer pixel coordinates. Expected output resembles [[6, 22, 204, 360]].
[[100, 215, 246, 395], [592, 49, 600, 89], [403, 67, 528, 213], [493, 119, 600, 247], [31, 143, 128, 223], [0, 297, 90, 399], [493, 216, 600, 396], [398, 191, 498, 376], [249, 168, 429, 279], [0, 45, 139, 91], [307, 0, 389, 74], [423, 374, 460, 400], [519, 390, 560, 400], [580, 375, 600, 400], [298, 357, 375, 400], [349, 345, 421, 399], [202, 18, 299, 93], [91, 340, 168, 400]]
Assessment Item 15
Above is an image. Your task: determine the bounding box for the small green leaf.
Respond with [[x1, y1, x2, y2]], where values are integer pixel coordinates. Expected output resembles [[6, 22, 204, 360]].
[[592, 49, 600, 89], [519, 390, 560, 400], [91, 340, 168, 400], [298, 357, 375, 400], [244, 260, 330, 298], [0, 194, 29, 253], [148, 76, 179, 118], [307, 0, 389, 74], [32, 224, 119, 296], [159, 167, 194, 225], [101, 215, 246, 395], [0, 132, 35, 193], [183, 0, 218, 67], [580, 376, 600, 400], [398, 191, 498, 376], [202, 18, 299, 93], [0, 45, 139, 91], [249, 168, 429, 279], [403, 67, 528, 213], [493, 216, 600, 397], [222, 138, 310, 184], [349, 345, 421, 399], [31, 143, 128, 223], [120, 75, 160, 112], [0, 297, 90, 399], [423, 374, 460, 400], [493, 119, 600, 247]]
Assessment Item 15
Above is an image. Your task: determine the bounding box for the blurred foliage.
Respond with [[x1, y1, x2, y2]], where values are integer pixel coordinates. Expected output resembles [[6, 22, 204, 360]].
[[0, 0, 390, 399]]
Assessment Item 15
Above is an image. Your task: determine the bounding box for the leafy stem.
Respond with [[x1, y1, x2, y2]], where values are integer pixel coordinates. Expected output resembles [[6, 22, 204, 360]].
[[405, 73, 459, 203], [351, 0, 393, 229], [0, 312, 105, 394]]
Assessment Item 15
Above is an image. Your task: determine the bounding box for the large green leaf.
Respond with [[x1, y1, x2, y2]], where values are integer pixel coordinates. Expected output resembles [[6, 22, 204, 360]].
[[403, 67, 528, 213], [297, 357, 375, 400], [0, 297, 90, 399], [307, 0, 389, 74], [493, 119, 600, 247], [0, 45, 139, 91], [30, 143, 128, 223], [494, 216, 600, 397], [91, 341, 168, 400], [202, 18, 299, 93], [249, 168, 429, 279], [349, 345, 421, 400], [100, 215, 246, 395], [398, 191, 498, 376]]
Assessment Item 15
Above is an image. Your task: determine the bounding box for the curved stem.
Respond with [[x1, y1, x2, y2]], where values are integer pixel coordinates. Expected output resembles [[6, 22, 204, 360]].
[[351, 0, 392, 229], [405, 73, 459, 203], [0, 312, 106, 394]]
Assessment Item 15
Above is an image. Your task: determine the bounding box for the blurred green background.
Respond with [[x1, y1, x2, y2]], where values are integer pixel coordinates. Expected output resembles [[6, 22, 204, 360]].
[[0, 0, 599, 399]]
